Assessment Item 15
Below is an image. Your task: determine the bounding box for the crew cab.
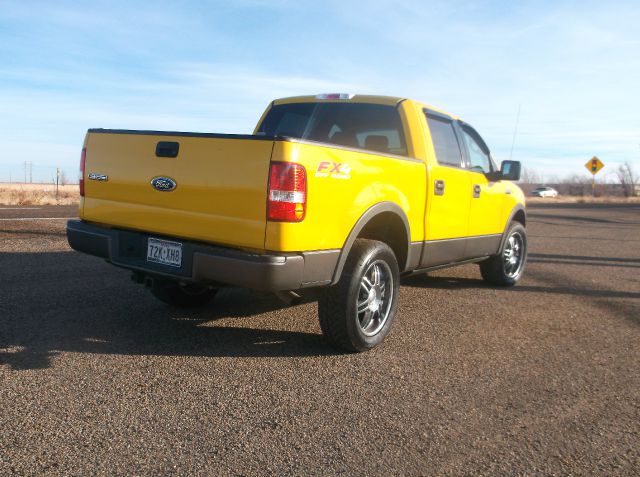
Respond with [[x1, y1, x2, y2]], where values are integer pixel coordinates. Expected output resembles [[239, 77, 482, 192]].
[[67, 94, 527, 352]]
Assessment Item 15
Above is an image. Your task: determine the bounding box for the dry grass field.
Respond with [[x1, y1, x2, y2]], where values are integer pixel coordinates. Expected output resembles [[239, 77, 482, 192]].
[[0, 183, 79, 205]]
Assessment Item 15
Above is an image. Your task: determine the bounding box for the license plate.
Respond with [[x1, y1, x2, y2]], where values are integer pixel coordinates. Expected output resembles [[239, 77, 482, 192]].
[[147, 238, 182, 267]]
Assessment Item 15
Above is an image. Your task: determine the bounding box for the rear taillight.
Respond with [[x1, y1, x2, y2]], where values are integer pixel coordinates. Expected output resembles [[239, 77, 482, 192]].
[[79, 148, 86, 197], [267, 162, 306, 222]]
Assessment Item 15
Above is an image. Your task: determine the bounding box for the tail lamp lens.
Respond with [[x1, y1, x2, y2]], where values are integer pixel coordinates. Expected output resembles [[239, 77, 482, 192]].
[[267, 162, 306, 222], [79, 148, 86, 197]]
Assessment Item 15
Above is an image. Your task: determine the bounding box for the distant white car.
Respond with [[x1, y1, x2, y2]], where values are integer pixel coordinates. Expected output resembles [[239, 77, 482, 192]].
[[530, 187, 558, 198]]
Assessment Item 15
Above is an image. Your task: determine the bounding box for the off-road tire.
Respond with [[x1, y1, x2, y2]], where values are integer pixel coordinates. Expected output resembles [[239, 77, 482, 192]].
[[150, 280, 218, 308], [318, 239, 400, 352], [479, 222, 527, 286]]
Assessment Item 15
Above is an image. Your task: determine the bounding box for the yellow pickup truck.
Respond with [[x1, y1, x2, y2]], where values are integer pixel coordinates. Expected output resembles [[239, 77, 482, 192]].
[[67, 94, 526, 352]]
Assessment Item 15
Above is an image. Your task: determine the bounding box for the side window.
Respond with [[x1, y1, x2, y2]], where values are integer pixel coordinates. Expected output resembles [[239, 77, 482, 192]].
[[425, 113, 463, 167], [461, 126, 492, 174]]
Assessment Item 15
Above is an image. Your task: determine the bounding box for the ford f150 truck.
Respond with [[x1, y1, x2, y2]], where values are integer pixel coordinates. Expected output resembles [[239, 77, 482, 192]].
[[67, 94, 526, 352]]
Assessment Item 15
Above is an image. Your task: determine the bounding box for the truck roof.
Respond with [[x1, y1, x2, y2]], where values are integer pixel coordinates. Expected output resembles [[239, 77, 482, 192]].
[[273, 94, 459, 120]]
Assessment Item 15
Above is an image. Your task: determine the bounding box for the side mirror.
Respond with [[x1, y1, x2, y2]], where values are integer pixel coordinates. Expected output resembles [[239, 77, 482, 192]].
[[500, 160, 521, 181]]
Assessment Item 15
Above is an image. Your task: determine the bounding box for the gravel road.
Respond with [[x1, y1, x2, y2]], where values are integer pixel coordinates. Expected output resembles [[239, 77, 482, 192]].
[[1, 203, 638, 475]]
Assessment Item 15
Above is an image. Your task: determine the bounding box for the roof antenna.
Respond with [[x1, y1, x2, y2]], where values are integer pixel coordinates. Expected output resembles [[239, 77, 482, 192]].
[[509, 104, 521, 160]]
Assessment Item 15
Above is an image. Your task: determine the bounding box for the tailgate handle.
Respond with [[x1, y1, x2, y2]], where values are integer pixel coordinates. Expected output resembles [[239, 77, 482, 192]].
[[156, 141, 179, 158]]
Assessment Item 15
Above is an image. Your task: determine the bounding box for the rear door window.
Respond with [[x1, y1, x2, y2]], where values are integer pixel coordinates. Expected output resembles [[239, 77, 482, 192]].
[[424, 113, 463, 167]]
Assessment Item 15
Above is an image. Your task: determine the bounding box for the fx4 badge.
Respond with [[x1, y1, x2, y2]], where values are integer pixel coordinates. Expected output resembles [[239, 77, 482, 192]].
[[315, 161, 351, 179]]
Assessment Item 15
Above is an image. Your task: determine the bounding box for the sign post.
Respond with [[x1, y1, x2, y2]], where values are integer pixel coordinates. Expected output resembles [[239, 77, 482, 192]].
[[584, 156, 604, 197]]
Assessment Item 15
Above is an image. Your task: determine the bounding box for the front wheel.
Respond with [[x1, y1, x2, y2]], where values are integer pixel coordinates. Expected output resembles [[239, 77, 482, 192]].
[[318, 239, 400, 352], [479, 222, 527, 286]]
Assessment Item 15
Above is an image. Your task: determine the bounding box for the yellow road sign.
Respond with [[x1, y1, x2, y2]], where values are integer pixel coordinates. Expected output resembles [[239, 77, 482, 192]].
[[585, 156, 604, 175]]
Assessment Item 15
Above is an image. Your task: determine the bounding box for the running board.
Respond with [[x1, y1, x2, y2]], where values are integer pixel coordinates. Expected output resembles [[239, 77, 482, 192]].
[[403, 256, 488, 276]]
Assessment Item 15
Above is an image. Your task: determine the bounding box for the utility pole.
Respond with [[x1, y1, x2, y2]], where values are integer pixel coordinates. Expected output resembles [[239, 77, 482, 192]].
[[56, 167, 60, 199], [29, 162, 33, 183], [24, 161, 27, 183]]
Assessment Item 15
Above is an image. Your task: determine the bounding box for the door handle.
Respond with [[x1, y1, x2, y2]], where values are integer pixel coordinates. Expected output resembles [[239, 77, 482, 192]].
[[156, 141, 180, 158], [434, 180, 445, 196], [473, 184, 481, 198]]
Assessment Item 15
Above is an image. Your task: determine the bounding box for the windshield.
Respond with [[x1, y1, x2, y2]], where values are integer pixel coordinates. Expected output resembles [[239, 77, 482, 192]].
[[257, 102, 408, 156]]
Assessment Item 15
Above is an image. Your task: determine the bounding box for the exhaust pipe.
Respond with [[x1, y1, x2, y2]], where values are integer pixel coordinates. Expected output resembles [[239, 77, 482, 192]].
[[274, 290, 301, 305]]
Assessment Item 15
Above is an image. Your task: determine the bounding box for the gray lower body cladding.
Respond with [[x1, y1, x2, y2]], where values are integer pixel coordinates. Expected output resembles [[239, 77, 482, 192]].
[[419, 234, 502, 268], [66, 220, 339, 292]]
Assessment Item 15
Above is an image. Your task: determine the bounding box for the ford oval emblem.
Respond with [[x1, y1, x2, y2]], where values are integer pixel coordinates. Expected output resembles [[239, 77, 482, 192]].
[[151, 177, 177, 192]]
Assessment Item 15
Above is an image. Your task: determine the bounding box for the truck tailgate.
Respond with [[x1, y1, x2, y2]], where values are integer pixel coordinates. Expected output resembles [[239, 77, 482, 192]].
[[81, 130, 274, 250]]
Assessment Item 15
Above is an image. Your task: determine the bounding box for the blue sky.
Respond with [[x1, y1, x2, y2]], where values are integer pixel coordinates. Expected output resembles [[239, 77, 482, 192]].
[[1, 0, 639, 183]]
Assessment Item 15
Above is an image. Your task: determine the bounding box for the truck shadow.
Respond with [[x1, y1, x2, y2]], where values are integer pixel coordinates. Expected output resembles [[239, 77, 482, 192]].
[[527, 213, 627, 225], [528, 253, 640, 268], [0, 251, 339, 371], [403, 274, 640, 300], [4, 247, 638, 371], [402, 269, 639, 327]]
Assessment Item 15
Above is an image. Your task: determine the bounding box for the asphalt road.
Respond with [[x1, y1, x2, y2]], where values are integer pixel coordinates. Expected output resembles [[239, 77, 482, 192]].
[[1, 204, 639, 476]]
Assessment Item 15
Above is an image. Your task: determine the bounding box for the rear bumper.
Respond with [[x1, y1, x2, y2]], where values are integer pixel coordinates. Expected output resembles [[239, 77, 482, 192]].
[[66, 220, 339, 292]]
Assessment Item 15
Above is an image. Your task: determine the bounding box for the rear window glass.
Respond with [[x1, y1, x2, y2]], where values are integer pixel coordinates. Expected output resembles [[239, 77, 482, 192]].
[[257, 102, 408, 156]]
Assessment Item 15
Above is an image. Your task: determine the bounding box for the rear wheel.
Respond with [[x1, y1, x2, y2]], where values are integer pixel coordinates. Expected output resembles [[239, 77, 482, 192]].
[[150, 280, 218, 308], [479, 222, 527, 286], [318, 239, 400, 352]]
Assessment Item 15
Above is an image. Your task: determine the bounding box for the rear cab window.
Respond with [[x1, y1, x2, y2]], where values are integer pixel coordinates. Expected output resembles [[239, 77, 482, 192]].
[[257, 102, 408, 156]]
